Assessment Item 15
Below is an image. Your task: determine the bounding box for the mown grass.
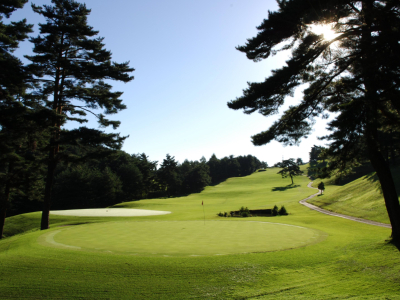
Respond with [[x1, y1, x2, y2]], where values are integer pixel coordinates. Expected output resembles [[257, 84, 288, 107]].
[[309, 165, 400, 224], [0, 168, 399, 299], [41, 220, 322, 256]]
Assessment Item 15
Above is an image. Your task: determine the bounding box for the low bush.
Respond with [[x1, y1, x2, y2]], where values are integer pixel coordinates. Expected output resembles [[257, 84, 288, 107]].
[[279, 205, 288, 215], [239, 206, 250, 217], [272, 205, 279, 216], [241, 211, 250, 217], [239, 206, 249, 213], [217, 212, 230, 217], [221, 205, 288, 218]]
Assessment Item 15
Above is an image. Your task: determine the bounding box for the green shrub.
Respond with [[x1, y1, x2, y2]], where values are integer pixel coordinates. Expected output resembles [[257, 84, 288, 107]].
[[279, 205, 288, 215], [318, 181, 325, 194], [241, 211, 250, 217], [236, 206, 251, 217], [239, 206, 249, 213], [217, 212, 223, 217], [224, 212, 228, 217], [272, 205, 279, 216]]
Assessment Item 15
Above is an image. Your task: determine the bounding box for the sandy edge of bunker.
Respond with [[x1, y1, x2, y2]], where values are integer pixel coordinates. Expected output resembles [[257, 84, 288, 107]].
[[50, 208, 171, 217]]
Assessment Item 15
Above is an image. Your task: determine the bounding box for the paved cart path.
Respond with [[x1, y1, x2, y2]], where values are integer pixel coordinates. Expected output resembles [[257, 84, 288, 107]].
[[300, 182, 391, 229]]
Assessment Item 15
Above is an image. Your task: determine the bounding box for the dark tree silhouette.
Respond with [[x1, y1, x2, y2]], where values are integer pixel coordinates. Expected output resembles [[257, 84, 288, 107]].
[[0, 0, 36, 239], [228, 0, 400, 241], [318, 182, 325, 195], [309, 146, 323, 165], [27, 0, 134, 230], [277, 159, 303, 184], [157, 154, 181, 197]]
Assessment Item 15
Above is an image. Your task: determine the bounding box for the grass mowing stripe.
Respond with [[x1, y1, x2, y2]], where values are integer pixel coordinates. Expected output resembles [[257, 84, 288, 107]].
[[44, 230, 81, 250]]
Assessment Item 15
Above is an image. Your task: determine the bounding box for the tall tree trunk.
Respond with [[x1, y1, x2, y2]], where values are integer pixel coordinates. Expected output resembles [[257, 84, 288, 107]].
[[41, 108, 61, 230], [368, 149, 400, 240], [362, 0, 400, 240], [0, 207, 6, 240], [1, 162, 13, 238], [0, 181, 11, 239], [41, 45, 64, 230], [41, 151, 57, 230]]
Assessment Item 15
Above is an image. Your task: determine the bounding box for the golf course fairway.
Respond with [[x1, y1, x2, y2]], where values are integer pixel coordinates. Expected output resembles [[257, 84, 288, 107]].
[[1, 167, 399, 299], [39, 220, 324, 256]]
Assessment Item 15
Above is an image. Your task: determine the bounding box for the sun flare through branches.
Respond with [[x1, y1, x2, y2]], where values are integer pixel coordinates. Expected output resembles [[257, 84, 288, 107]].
[[309, 24, 339, 41]]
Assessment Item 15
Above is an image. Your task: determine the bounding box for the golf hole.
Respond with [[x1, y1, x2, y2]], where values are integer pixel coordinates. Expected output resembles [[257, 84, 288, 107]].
[[40, 221, 325, 256]]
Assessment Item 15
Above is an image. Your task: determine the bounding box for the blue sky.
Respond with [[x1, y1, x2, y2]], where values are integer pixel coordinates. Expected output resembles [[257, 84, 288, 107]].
[[10, 0, 330, 166]]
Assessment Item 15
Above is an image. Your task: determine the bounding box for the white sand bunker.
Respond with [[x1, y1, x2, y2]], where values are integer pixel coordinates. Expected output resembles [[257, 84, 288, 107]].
[[50, 208, 171, 217]]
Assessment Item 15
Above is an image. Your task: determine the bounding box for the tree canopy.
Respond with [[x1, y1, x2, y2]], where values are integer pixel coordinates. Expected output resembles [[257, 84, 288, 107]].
[[277, 158, 303, 184], [0, 0, 36, 239], [318, 182, 325, 194], [228, 0, 400, 241], [26, 0, 134, 229]]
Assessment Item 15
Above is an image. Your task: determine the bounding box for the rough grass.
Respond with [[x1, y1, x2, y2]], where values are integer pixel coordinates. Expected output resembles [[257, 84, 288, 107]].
[[1, 168, 399, 299], [309, 165, 400, 224]]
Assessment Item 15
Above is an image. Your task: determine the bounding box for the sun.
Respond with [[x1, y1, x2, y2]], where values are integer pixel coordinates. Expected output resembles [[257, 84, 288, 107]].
[[310, 24, 338, 41]]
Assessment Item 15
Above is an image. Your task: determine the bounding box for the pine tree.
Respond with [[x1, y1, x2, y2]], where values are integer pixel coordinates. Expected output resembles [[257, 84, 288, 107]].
[[207, 154, 222, 185], [180, 158, 211, 194], [0, 0, 36, 238], [309, 146, 323, 165], [277, 158, 303, 185], [132, 153, 158, 198], [228, 0, 400, 241], [26, 0, 134, 230], [0, 0, 32, 102], [157, 154, 181, 197]]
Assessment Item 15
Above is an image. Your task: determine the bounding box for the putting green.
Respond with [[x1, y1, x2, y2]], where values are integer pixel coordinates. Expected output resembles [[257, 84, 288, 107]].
[[41, 221, 325, 256]]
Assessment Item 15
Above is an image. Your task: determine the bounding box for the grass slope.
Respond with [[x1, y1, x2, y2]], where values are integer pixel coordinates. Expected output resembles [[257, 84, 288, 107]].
[[1, 169, 399, 299], [309, 165, 400, 224]]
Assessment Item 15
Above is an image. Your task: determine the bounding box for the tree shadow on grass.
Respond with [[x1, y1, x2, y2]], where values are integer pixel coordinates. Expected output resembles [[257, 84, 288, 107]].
[[381, 237, 400, 252], [272, 184, 300, 192], [389, 239, 400, 252]]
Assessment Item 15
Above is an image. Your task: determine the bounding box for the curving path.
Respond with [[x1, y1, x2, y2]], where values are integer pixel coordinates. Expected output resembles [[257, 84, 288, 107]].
[[300, 182, 391, 229]]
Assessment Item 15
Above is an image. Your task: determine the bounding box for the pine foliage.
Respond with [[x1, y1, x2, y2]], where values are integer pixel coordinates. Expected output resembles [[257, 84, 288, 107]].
[[26, 0, 134, 229], [228, 0, 400, 240]]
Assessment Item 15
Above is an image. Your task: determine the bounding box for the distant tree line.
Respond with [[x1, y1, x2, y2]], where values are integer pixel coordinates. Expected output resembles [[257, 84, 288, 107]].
[[6, 150, 267, 214]]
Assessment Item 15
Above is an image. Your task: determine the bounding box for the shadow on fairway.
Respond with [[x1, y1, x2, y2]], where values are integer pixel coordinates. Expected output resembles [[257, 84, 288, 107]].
[[272, 184, 300, 192], [388, 238, 400, 252]]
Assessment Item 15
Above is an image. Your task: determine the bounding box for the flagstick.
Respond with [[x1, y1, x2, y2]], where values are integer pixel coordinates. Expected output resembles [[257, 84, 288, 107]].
[[202, 202, 205, 225]]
